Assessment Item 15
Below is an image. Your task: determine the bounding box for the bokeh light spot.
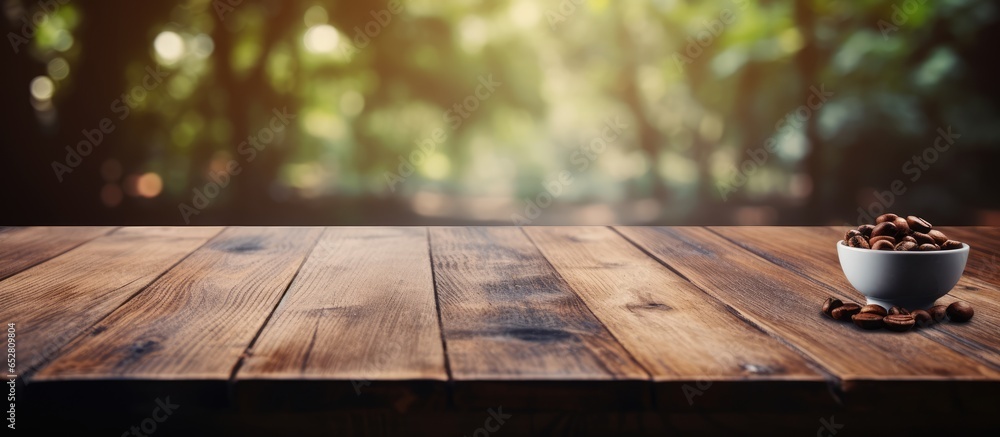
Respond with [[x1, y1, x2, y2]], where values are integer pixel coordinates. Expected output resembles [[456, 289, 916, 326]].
[[191, 34, 215, 58], [52, 30, 73, 51], [304, 24, 340, 53], [340, 91, 365, 117], [136, 172, 163, 198], [30, 76, 55, 101], [421, 154, 451, 180], [100, 184, 123, 207], [47, 58, 70, 80], [154, 31, 185, 63], [304, 5, 328, 26], [509, 1, 540, 28]]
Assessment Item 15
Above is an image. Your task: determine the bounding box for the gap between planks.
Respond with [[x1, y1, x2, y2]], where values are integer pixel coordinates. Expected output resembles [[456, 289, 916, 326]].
[[519, 227, 652, 383], [427, 227, 455, 386], [707, 226, 1000, 373], [224, 227, 326, 385], [610, 226, 850, 401], [612, 225, 999, 418]]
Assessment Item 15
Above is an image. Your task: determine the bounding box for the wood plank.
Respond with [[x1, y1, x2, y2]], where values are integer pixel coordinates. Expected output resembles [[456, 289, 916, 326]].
[[715, 226, 1000, 370], [524, 226, 830, 410], [0, 227, 222, 373], [937, 227, 1000, 284], [236, 227, 447, 411], [0, 226, 116, 280], [616, 227, 1000, 412], [429, 227, 649, 409], [32, 227, 322, 382]]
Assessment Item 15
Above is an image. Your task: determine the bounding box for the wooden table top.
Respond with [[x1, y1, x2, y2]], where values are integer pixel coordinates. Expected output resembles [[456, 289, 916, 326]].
[[3, 226, 999, 434]]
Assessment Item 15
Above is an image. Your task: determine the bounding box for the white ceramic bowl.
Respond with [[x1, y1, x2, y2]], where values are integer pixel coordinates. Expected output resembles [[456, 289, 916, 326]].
[[836, 241, 969, 310]]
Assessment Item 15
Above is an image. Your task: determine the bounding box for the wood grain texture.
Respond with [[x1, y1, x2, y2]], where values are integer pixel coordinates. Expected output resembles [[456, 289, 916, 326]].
[[236, 227, 447, 410], [33, 227, 323, 381], [938, 227, 1000, 285], [0, 226, 116, 280], [7, 226, 1000, 421], [430, 227, 648, 408], [716, 226, 1000, 370], [524, 227, 829, 409], [0, 227, 221, 373], [615, 227, 999, 409]]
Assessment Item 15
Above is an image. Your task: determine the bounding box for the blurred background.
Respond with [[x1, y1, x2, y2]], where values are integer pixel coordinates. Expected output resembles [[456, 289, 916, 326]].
[[2, 0, 999, 226]]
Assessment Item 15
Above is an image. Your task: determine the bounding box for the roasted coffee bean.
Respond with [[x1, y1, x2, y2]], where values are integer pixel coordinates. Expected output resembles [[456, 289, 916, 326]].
[[843, 214, 966, 255], [822, 297, 844, 317], [859, 304, 888, 317], [869, 235, 896, 245], [888, 306, 909, 316], [927, 230, 948, 245], [858, 224, 875, 237], [946, 301, 974, 323], [911, 309, 933, 327], [852, 313, 884, 330], [928, 305, 949, 323], [912, 232, 934, 245], [876, 213, 898, 224], [831, 303, 861, 320], [871, 222, 898, 238], [872, 240, 895, 251], [884, 314, 916, 332], [892, 217, 910, 236], [906, 216, 932, 233], [941, 240, 964, 250], [847, 235, 870, 249]]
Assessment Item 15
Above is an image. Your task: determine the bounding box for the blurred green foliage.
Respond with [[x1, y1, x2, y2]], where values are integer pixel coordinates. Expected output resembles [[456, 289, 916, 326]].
[[11, 0, 1000, 224]]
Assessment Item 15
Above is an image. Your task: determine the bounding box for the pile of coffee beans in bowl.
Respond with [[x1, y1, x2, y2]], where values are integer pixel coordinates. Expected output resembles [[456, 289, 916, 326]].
[[822, 297, 974, 332], [844, 213, 964, 251]]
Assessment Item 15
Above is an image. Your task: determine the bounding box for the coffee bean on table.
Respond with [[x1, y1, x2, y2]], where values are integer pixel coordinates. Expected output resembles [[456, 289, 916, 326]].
[[912, 232, 934, 245], [869, 235, 896, 245], [852, 313, 884, 330], [876, 213, 898, 224], [888, 306, 909, 316], [822, 297, 844, 317], [872, 240, 895, 251], [946, 301, 974, 322], [928, 305, 949, 323], [858, 224, 875, 237], [831, 303, 862, 320], [872, 222, 898, 238], [941, 240, 964, 250], [911, 309, 933, 327], [884, 314, 916, 332], [847, 235, 870, 249], [928, 230, 949, 245], [860, 304, 888, 317], [906, 216, 932, 234], [831, 213, 976, 332]]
